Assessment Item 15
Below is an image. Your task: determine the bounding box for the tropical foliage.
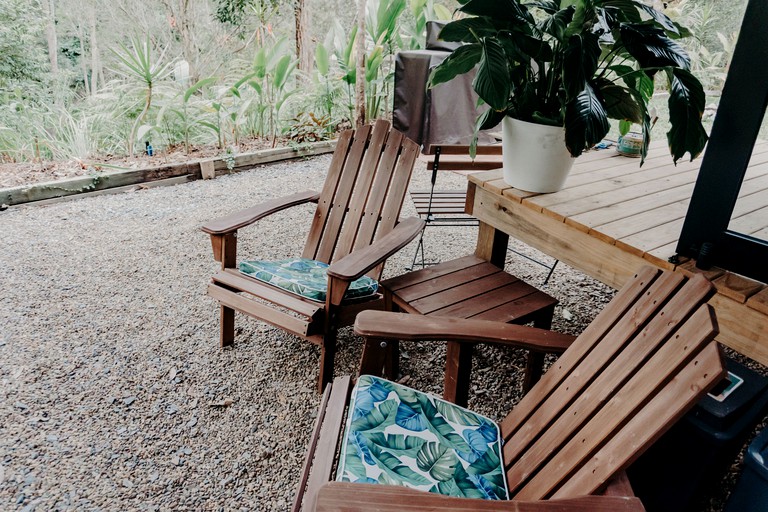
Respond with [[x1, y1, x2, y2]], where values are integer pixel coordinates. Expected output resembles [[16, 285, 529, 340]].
[[0, 0, 746, 166], [337, 376, 508, 500], [429, 0, 710, 163]]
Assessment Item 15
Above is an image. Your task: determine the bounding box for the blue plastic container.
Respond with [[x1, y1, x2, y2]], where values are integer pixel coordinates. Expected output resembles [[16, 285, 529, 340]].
[[724, 426, 768, 512]]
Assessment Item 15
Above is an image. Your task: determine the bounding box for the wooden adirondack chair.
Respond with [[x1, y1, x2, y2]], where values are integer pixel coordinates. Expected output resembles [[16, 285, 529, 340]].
[[293, 266, 726, 511], [201, 120, 424, 391]]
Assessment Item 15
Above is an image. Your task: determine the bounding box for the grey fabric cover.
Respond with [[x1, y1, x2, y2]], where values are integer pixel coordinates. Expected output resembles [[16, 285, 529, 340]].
[[393, 48, 496, 149], [425, 21, 461, 52]]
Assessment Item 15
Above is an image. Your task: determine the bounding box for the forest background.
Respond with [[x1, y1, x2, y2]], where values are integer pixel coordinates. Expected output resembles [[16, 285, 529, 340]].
[[0, 0, 749, 171]]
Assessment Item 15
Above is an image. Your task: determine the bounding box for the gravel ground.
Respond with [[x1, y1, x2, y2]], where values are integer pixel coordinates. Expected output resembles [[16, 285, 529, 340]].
[[0, 155, 761, 511]]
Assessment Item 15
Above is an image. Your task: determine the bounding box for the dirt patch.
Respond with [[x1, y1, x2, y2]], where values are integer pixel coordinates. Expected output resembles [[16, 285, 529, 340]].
[[0, 137, 286, 189]]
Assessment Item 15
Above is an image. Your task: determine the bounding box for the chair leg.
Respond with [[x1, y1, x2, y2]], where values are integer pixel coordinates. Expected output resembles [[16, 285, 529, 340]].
[[522, 352, 545, 393], [444, 341, 473, 407], [220, 305, 235, 348], [358, 337, 399, 380], [317, 330, 337, 393], [522, 305, 556, 392]]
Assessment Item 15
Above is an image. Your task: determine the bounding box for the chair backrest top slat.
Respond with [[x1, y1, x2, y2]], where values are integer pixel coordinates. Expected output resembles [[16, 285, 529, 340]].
[[303, 121, 417, 275], [500, 268, 724, 500]]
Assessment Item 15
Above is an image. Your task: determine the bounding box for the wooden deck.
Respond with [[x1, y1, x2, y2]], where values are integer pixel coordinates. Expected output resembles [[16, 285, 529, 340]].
[[467, 141, 768, 366]]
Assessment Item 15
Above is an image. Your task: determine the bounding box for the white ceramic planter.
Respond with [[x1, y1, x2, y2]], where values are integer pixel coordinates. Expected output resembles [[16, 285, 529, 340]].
[[501, 117, 576, 193]]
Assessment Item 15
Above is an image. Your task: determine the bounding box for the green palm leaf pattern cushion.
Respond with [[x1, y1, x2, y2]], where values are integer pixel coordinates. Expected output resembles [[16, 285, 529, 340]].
[[239, 258, 378, 302], [336, 375, 509, 500]]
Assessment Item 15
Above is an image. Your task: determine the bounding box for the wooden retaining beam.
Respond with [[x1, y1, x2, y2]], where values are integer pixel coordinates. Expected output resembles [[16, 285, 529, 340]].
[[0, 140, 336, 207]]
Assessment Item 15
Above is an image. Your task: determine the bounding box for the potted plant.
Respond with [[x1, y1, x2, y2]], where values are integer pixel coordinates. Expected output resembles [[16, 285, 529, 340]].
[[428, 0, 709, 192]]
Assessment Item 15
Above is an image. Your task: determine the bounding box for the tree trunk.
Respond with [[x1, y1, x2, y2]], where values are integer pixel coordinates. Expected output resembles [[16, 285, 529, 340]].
[[169, 0, 199, 83], [77, 25, 90, 96], [43, 0, 59, 75], [355, 0, 367, 127], [88, 7, 100, 95], [294, 0, 312, 75]]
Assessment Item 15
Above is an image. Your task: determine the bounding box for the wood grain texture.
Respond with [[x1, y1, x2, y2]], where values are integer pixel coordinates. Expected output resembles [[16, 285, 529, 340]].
[[713, 272, 765, 303], [314, 482, 645, 512]]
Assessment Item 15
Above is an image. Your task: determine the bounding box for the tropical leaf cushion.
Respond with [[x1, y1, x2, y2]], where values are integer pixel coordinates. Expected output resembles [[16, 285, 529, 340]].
[[239, 257, 378, 303], [336, 375, 509, 500]]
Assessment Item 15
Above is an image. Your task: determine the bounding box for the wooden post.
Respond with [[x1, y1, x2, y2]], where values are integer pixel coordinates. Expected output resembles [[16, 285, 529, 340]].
[[475, 221, 509, 269]]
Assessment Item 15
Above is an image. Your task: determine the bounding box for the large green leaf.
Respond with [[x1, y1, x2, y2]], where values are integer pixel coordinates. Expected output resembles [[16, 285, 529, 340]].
[[365, 432, 426, 458], [632, 1, 680, 35], [184, 77, 217, 103], [460, 0, 532, 24], [368, 442, 432, 486], [472, 38, 510, 110], [538, 5, 576, 42], [564, 83, 610, 157], [498, 30, 554, 62], [373, 0, 406, 42], [593, 77, 643, 123], [351, 398, 398, 432], [434, 400, 482, 427], [598, 0, 642, 24], [417, 394, 472, 453], [416, 442, 459, 482], [438, 18, 499, 43], [666, 67, 708, 163], [619, 23, 690, 70], [477, 107, 506, 131], [342, 442, 367, 479], [562, 33, 601, 101], [437, 464, 492, 499], [428, 44, 482, 88], [315, 43, 330, 76], [527, 0, 560, 15]]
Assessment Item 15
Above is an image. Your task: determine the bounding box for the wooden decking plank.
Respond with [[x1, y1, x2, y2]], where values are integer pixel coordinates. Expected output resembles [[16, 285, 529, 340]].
[[539, 144, 768, 217], [537, 166, 701, 222], [747, 287, 768, 315], [567, 182, 696, 232], [751, 226, 768, 239], [546, 167, 702, 223], [644, 242, 681, 267], [565, 183, 694, 231], [728, 206, 768, 235], [532, 157, 701, 210], [713, 272, 765, 303], [590, 200, 689, 244], [729, 204, 768, 235], [675, 260, 726, 281], [614, 218, 686, 257], [564, 152, 674, 188]]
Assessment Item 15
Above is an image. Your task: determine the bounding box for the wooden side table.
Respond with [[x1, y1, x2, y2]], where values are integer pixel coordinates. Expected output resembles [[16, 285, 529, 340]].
[[360, 254, 559, 406]]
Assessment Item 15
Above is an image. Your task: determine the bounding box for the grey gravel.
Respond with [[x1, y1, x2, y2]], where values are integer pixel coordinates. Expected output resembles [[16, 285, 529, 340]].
[[0, 154, 748, 511]]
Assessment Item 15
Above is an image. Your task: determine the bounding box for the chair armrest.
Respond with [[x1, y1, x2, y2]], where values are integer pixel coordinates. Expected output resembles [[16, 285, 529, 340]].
[[200, 190, 320, 235], [354, 311, 575, 353], [314, 482, 645, 511], [326, 217, 425, 282]]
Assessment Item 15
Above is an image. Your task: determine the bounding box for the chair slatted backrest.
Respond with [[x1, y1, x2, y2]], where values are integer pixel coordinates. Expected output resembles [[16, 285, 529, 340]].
[[302, 120, 419, 279], [499, 267, 724, 500]]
